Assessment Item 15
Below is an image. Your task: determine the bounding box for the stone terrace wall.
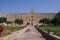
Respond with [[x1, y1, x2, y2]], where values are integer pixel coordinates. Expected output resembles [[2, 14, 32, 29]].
[[35, 26, 60, 40]]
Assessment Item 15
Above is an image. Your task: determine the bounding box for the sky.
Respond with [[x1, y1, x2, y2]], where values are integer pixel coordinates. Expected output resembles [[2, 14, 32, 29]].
[[0, 0, 60, 13]]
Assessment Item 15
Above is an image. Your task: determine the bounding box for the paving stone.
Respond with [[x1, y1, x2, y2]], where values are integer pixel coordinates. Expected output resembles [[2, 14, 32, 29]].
[[14, 25, 46, 40]]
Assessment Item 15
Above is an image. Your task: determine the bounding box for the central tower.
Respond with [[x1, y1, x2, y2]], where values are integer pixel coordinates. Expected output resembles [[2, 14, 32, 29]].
[[29, 8, 35, 25], [30, 8, 34, 14]]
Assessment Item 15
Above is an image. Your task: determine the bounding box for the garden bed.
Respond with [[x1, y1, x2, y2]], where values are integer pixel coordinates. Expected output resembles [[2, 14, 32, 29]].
[[40, 26, 60, 37], [1, 26, 23, 37]]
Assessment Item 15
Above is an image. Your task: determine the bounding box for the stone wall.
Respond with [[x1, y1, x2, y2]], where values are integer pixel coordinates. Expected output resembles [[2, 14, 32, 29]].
[[0, 13, 56, 25]]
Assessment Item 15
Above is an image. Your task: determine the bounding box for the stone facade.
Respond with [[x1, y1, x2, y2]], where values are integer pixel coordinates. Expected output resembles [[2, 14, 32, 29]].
[[0, 9, 56, 25]]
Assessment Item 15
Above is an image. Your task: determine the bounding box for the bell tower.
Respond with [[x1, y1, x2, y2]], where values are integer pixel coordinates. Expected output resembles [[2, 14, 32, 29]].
[[29, 8, 35, 25], [30, 8, 34, 14]]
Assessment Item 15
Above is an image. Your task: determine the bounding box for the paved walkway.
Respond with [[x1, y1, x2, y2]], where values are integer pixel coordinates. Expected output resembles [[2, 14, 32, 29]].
[[13, 25, 46, 40]]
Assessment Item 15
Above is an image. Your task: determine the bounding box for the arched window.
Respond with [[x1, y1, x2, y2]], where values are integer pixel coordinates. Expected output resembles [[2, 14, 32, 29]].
[[36, 16, 38, 18], [26, 16, 28, 19], [48, 17, 50, 19], [42, 16, 44, 19], [14, 16, 17, 19], [31, 16, 33, 19], [20, 16, 22, 19], [31, 16, 34, 21]]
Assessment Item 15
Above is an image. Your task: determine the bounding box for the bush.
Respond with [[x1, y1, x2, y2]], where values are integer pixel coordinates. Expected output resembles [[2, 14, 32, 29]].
[[15, 19, 23, 25]]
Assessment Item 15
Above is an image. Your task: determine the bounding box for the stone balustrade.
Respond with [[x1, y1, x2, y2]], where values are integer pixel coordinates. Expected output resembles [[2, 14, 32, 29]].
[[0, 26, 29, 40], [35, 26, 60, 40]]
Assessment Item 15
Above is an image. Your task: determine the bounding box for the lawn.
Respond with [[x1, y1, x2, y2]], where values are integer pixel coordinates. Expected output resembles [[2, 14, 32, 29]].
[[41, 26, 60, 37], [1, 26, 23, 37], [4, 26, 23, 31], [42, 26, 60, 33]]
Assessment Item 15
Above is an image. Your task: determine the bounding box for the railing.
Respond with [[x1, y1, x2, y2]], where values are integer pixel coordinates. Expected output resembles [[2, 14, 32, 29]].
[[35, 26, 60, 40]]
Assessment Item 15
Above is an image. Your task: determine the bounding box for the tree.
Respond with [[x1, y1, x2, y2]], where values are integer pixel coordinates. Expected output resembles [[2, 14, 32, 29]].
[[51, 11, 60, 26], [0, 17, 7, 23], [15, 19, 23, 25], [56, 11, 60, 17], [39, 18, 51, 26], [51, 16, 60, 26]]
